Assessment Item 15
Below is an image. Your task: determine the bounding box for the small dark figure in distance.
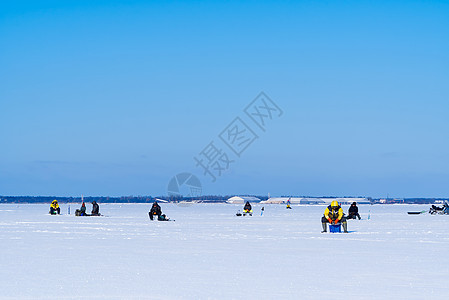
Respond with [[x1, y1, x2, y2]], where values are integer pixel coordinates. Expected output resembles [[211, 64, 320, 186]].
[[347, 202, 361, 220], [321, 201, 348, 233], [49, 200, 60, 215], [243, 201, 253, 216], [149, 201, 162, 220], [91, 201, 100, 216]]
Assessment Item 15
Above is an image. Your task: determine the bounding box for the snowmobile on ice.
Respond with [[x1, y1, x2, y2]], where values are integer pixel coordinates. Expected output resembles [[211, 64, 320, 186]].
[[429, 202, 449, 215], [408, 202, 449, 215]]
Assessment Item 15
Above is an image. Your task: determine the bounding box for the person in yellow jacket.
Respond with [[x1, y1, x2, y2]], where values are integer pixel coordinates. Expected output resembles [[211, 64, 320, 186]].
[[49, 200, 60, 215], [321, 201, 348, 233]]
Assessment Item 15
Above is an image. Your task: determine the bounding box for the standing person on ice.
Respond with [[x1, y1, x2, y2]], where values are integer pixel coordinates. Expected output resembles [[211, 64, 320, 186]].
[[243, 201, 253, 216], [347, 202, 361, 220], [49, 200, 60, 215], [321, 201, 348, 233], [149, 201, 162, 220], [91, 201, 100, 216]]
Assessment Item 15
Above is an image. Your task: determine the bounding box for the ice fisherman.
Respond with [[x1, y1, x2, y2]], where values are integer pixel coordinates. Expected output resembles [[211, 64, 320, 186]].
[[243, 201, 253, 215], [91, 201, 100, 216], [347, 202, 361, 220], [321, 201, 348, 233], [149, 201, 162, 220], [49, 200, 60, 215], [75, 202, 88, 216], [79, 202, 88, 216]]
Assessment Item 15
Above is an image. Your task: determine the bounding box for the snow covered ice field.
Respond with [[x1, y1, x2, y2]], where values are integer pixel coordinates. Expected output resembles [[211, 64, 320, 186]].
[[1, 203, 449, 299]]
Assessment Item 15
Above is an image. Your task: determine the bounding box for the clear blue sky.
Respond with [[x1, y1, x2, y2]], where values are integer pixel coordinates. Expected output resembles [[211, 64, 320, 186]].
[[1, 0, 448, 197]]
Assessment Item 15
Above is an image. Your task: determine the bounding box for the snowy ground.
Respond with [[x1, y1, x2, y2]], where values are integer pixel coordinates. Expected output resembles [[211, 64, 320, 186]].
[[1, 203, 448, 299]]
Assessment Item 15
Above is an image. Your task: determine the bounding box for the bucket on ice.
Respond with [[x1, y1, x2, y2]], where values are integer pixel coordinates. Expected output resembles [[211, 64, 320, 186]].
[[329, 224, 341, 233]]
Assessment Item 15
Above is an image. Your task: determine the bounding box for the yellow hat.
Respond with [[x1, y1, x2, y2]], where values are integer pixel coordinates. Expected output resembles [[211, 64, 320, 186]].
[[331, 200, 339, 207]]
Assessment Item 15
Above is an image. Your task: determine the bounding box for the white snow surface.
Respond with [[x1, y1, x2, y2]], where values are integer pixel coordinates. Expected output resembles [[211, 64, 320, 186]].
[[1, 203, 448, 299]]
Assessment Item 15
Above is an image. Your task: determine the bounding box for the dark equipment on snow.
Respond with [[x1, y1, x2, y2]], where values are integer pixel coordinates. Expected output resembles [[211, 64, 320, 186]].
[[157, 214, 172, 221]]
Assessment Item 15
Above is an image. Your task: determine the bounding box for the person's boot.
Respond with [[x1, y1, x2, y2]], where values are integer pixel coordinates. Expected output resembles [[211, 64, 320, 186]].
[[321, 222, 327, 233], [343, 222, 348, 233]]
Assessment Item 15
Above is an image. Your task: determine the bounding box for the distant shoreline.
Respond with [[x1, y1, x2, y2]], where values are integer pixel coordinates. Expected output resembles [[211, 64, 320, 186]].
[[0, 196, 447, 204]]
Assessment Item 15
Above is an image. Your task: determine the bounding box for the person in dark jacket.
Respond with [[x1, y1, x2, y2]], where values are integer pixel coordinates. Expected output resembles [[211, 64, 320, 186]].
[[243, 201, 253, 216], [91, 201, 100, 216], [149, 201, 162, 220], [347, 202, 361, 220], [75, 202, 88, 216]]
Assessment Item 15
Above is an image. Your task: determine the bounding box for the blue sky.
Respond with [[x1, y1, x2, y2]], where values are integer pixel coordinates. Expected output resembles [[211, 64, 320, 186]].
[[1, 0, 448, 197]]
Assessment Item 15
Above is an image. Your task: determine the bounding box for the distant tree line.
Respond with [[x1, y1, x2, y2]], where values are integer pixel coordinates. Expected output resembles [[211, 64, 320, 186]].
[[0, 196, 446, 204], [0, 195, 269, 204]]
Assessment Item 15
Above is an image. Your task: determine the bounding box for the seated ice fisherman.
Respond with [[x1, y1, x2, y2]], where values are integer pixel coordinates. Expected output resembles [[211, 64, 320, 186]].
[[49, 200, 60, 215], [91, 201, 100, 216], [347, 202, 361, 220], [243, 201, 253, 215], [321, 201, 348, 233], [78, 202, 87, 216], [75, 202, 88, 216], [149, 201, 162, 220]]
